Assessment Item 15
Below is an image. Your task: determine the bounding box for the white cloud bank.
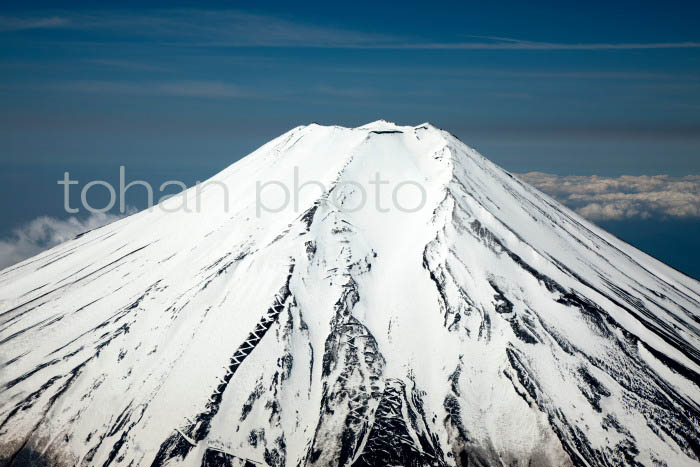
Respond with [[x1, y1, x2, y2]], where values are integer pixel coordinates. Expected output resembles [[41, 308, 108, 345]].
[[0, 213, 123, 270], [517, 173, 700, 221]]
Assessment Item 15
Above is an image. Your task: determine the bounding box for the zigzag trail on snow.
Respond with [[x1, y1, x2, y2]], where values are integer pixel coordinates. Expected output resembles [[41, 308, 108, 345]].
[[0, 121, 699, 466]]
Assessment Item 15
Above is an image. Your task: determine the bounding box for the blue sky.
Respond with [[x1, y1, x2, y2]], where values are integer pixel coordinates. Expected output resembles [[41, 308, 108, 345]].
[[0, 1, 699, 276]]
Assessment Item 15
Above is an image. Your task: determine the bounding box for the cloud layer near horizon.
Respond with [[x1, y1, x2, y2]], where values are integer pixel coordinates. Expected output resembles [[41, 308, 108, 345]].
[[0, 213, 123, 270], [518, 173, 700, 221], [1, 173, 697, 270]]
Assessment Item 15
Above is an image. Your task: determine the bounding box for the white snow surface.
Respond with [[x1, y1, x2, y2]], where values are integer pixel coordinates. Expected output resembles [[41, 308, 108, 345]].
[[0, 121, 698, 467]]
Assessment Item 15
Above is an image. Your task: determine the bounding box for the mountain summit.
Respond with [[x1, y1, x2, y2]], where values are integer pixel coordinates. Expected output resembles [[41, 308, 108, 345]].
[[1, 122, 698, 466]]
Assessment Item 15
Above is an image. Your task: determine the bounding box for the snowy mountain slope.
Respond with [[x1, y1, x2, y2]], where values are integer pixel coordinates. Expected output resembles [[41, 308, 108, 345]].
[[0, 121, 698, 467]]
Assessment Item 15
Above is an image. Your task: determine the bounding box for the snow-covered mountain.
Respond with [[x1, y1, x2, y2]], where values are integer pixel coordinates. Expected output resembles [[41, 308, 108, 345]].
[[1, 121, 699, 467]]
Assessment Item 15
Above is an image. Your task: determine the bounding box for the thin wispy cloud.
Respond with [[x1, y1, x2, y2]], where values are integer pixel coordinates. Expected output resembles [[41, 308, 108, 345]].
[[319, 66, 700, 82], [152, 81, 245, 98], [0, 16, 68, 32], [519, 173, 700, 221], [381, 36, 700, 51], [32, 80, 248, 98], [315, 85, 378, 98], [2, 11, 699, 51], [85, 59, 173, 72], [0, 10, 392, 48], [487, 91, 532, 100]]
